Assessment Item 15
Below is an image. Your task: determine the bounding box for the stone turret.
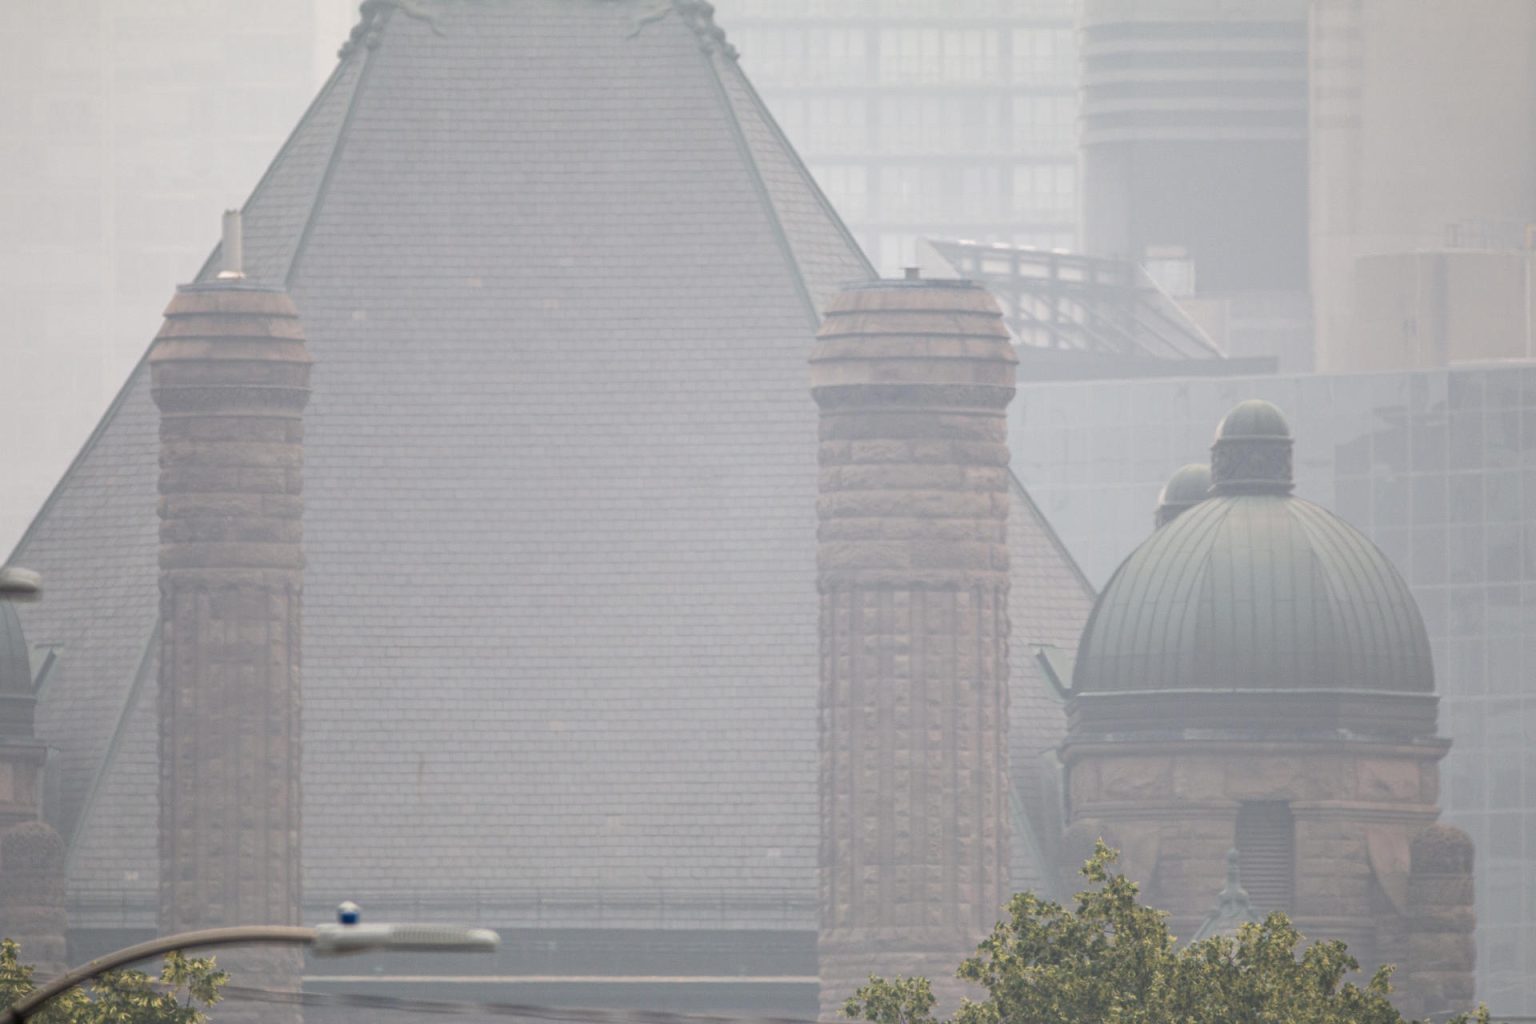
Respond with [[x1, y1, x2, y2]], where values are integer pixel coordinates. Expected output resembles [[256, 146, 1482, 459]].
[[150, 252, 311, 1022], [0, 601, 66, 974], [1066, 400, 1474, 1013], [811, 276, 1016, 1018]]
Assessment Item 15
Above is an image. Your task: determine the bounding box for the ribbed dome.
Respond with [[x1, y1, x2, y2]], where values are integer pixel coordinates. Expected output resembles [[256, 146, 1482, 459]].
[[1075, 493, 1433, 696], [1070, 401, 1436, 739]]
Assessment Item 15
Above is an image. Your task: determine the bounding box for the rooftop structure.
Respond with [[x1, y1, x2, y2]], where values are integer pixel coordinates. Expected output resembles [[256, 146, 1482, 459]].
[[1076, 400, 1434, 721], [926, 239, 1277, 379], [8, 1, 1093, 1011], [1015, 365, 1536, 1012], [1062, 399, 1473, 1018]]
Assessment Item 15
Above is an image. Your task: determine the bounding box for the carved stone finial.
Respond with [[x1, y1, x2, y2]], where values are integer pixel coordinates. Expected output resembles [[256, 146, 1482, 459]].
[[1191, 848, 1264, 942], [339, 0, 445, 59], [627, 0, 738, 60]]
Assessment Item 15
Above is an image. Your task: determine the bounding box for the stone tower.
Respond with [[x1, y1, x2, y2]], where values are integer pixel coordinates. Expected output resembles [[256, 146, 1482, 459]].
[[1064, 400, 1475, 1018], [150, 259, 310, 1021], [811, 277, 1016, 1018], [0, 601, 67, 974]]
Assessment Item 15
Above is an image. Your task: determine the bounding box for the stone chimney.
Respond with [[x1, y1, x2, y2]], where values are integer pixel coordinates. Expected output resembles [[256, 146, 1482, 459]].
[[0, 602, 66, 975], [150, 244, 310, 1022], [811, 277, 1017, 1019]]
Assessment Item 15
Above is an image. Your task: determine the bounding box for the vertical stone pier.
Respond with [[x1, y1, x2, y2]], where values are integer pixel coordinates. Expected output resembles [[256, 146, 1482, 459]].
[[1401, 824, 1477, 1019], [151, 281, 310, 1023], [811, 277, 1016, 1019]]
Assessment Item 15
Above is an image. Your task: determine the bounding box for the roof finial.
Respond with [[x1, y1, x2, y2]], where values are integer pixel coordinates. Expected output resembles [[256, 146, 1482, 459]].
[[217, 210, 245, 281], [672, 0, 739, 59], [339, 0, 444, 59], [1190, 848, 1264, 942]]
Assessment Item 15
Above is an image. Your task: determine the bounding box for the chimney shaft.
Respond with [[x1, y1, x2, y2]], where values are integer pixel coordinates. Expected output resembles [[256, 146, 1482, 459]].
[[810, 279, 1017, 1019], [149, 272, 310, 1024]]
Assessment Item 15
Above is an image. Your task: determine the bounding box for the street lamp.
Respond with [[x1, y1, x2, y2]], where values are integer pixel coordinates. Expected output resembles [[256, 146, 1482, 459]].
[[0, 567, 41, 602], [3, 903, 499, 1023]]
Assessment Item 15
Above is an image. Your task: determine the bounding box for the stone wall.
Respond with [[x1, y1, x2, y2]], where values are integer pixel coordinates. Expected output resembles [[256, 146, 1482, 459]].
[[1063, 740, 1445, 966]]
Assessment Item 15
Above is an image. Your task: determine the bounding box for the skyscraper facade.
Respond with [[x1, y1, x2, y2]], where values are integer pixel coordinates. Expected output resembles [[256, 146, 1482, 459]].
[[722, 0, 1079, 274]]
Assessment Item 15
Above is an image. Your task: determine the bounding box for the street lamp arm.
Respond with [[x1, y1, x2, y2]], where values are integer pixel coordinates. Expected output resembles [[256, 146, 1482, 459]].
[[3, 925, 316, 1024]]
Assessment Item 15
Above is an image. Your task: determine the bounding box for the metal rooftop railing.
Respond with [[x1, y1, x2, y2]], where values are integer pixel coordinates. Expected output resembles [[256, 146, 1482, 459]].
[[926, 239, 1226, 362]]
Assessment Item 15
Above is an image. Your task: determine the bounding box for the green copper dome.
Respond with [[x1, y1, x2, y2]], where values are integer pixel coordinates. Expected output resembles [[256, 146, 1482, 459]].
[[1070, 402, 1435, 739], [1216, 398, 1290, 439], [1154, 463, 1212, 527]]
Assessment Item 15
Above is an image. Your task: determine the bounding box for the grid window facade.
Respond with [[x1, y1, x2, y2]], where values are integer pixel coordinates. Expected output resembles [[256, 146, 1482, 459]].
[[723, 0, 1079, 274]]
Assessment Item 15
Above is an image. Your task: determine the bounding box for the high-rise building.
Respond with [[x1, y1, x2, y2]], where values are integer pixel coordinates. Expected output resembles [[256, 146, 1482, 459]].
[[1077, 0, 1313, 370], [721, 0, 1079, 275], [1310, 0, 1536, 372], [0, 0, 354, 552]]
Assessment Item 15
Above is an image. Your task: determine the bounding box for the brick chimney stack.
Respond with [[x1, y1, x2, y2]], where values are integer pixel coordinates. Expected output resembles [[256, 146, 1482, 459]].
[[150, 254, 311, 1022], [811, 277, 1017, 1019]]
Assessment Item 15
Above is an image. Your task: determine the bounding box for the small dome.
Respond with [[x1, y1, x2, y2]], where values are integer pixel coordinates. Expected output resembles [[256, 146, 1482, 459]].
[[1071, 402, 1435, 739], [1154, 463, 1212, 527], [1211, 399, 1294, 496], [1216, 398, 1291, 440]]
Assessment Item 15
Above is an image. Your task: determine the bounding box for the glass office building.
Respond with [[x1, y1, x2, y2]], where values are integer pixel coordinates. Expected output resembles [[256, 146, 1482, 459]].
[[1013, 364, 1536, 1013], [721, 0, 1079, 273]]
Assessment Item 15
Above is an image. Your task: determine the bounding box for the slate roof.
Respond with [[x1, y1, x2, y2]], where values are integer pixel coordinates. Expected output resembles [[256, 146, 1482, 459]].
[[12, 0, 1091, 929], [1005, 476, 1095, 896]]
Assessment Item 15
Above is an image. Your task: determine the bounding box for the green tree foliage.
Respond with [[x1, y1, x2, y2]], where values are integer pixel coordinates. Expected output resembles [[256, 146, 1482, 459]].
[[0, 939, 226, 1023], [844, 843, 1489, 1024]]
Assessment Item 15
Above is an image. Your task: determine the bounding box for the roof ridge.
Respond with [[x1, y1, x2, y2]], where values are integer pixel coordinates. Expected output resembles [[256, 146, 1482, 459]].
[[284, 7, 388, 288], [8, 364, 149, 565], [1009, 470, 1097, 601], [194, 36, 370, 284], [691, 37, 820, 329], [63, 617, 159, 866], [12, 40, 375, 566], [715, 55, 877, 282]]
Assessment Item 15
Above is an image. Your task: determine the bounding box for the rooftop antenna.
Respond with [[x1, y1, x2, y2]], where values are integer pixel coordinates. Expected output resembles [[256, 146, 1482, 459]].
[[216, 209, 245, 281]]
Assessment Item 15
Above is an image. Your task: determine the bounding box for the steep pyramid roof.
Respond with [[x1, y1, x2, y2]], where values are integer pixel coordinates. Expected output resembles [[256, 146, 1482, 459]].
[[12, 0, 1095, 935], [15, 0, 873, 927]]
